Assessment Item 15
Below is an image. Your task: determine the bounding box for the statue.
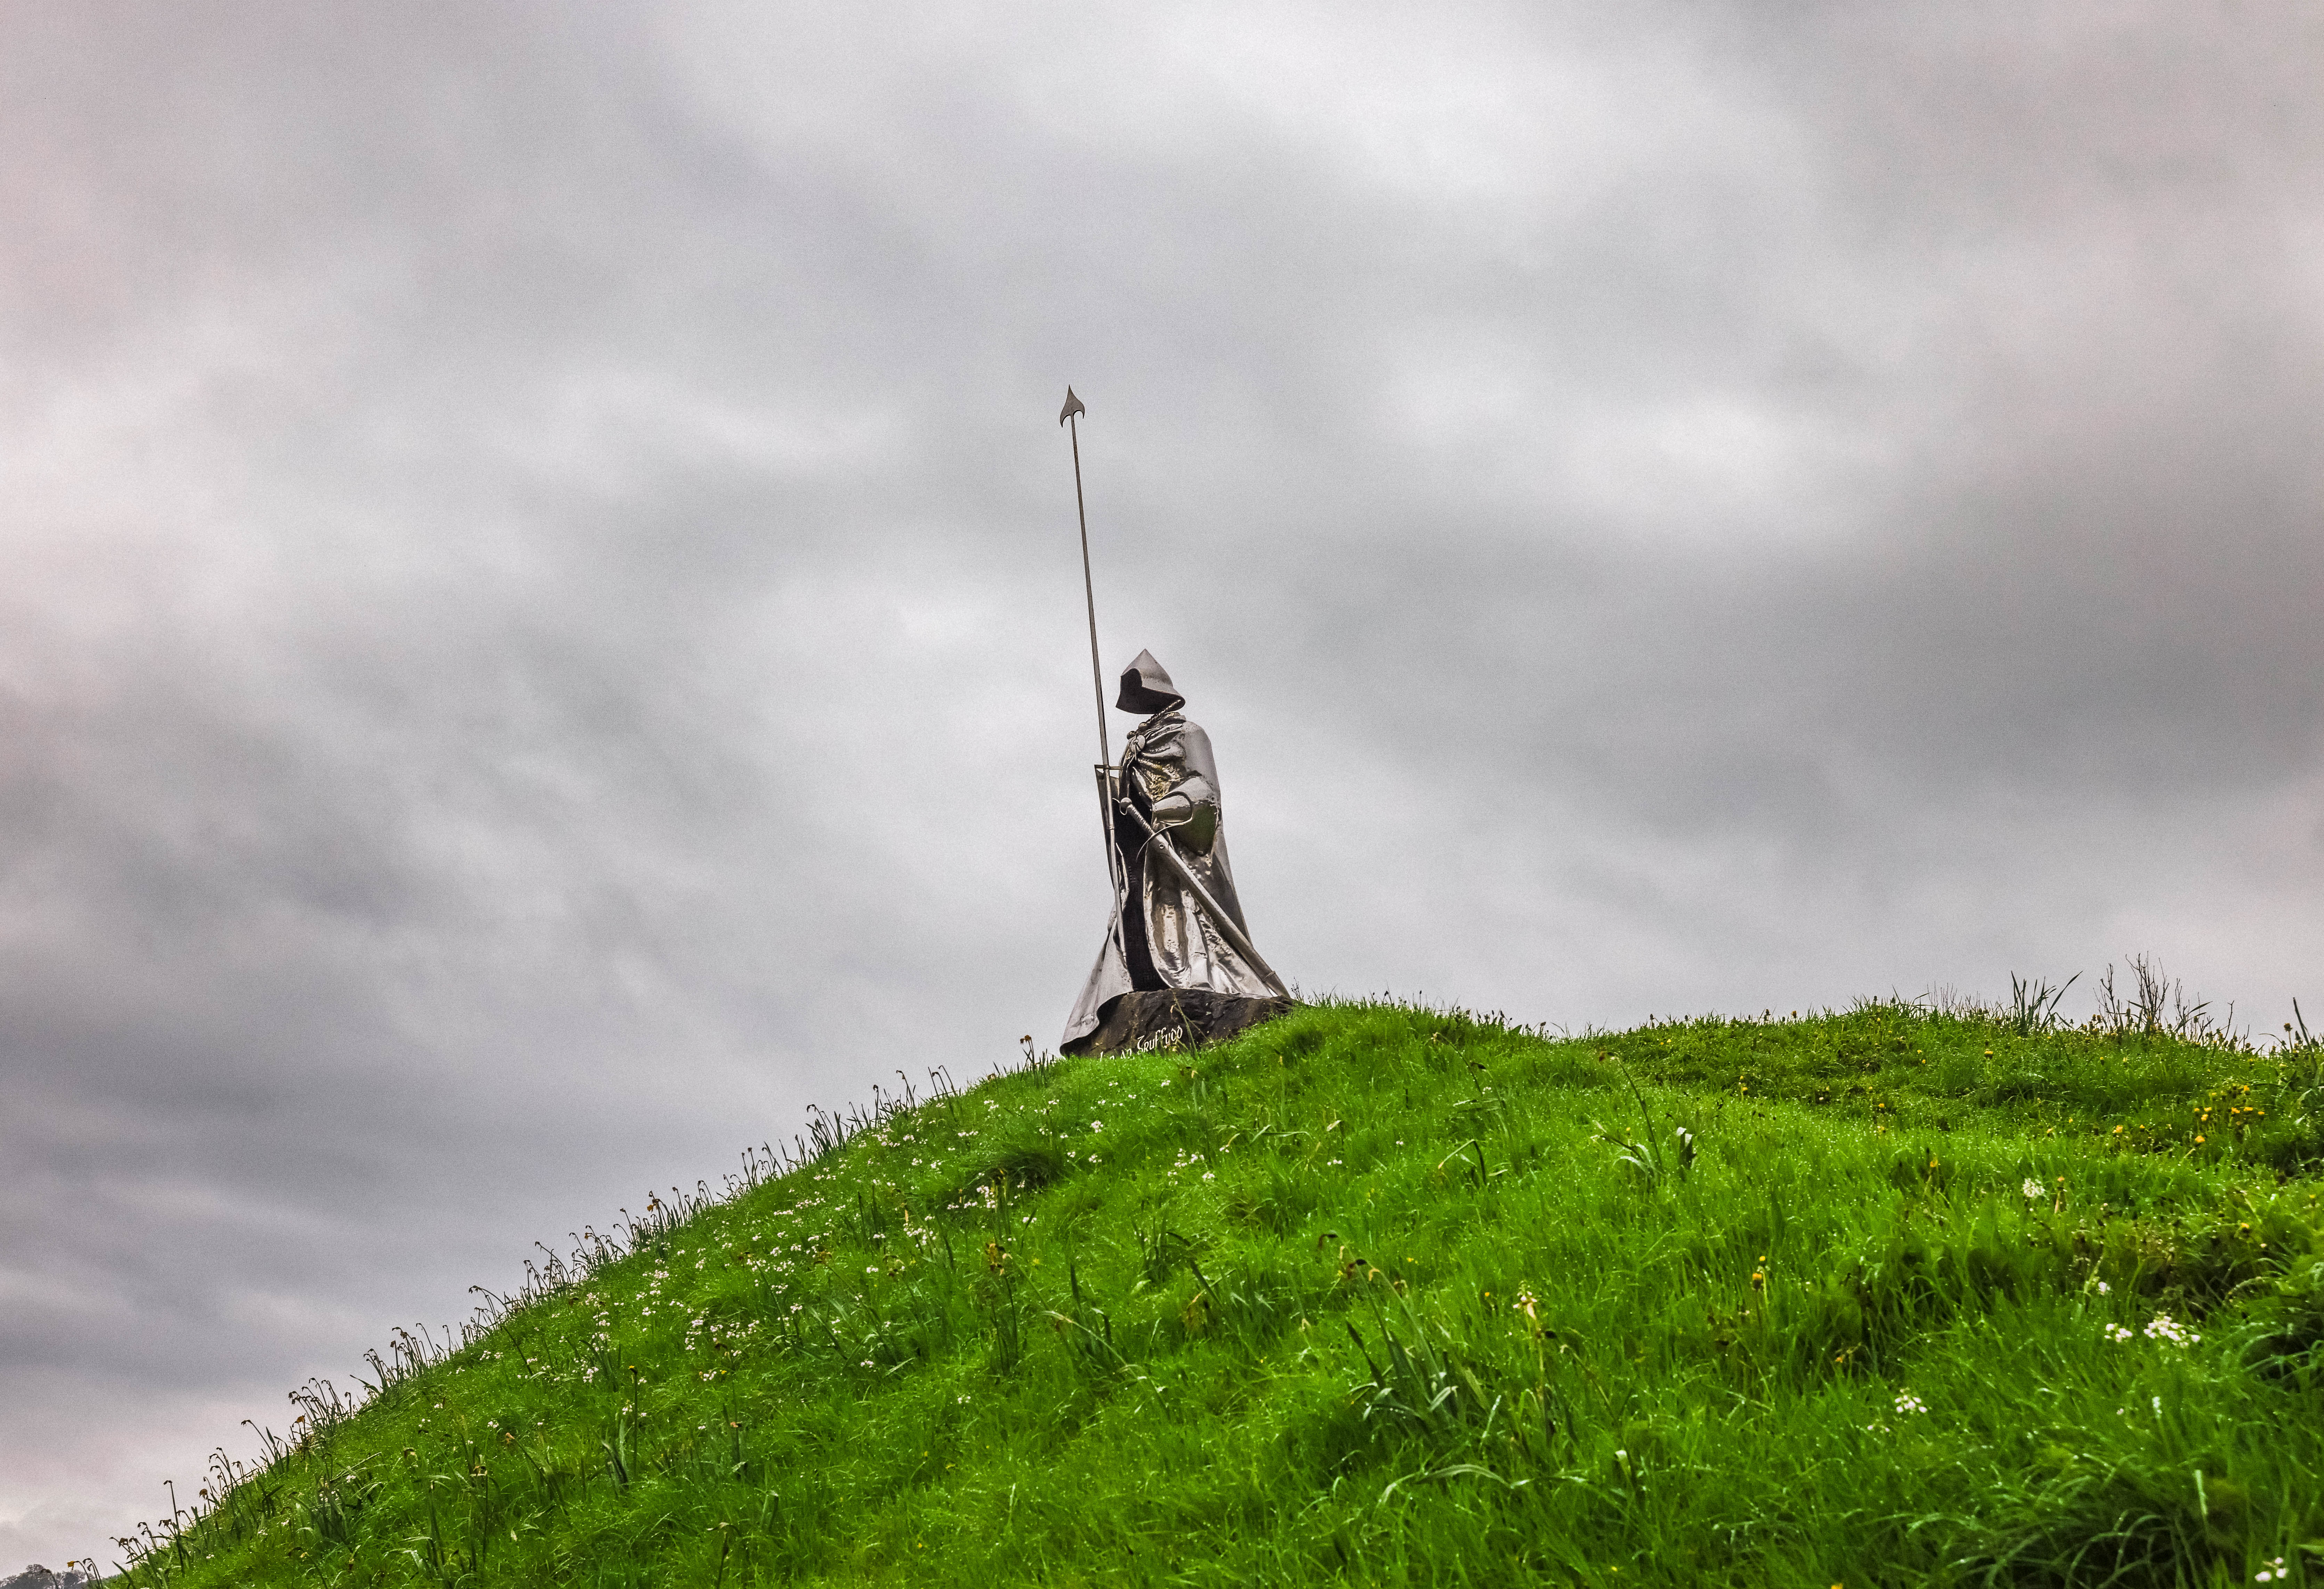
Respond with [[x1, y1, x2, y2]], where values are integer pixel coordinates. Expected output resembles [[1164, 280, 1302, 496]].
[[1063, 650, 1290, 1054]]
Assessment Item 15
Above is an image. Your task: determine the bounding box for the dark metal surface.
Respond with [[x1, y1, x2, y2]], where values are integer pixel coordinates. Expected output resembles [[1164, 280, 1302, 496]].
[[1115, 649, 1183, 715], [1064, 662, 1288, 1053], [1112, 797, 1286, 995], [1070, 989, 1293, 1057]]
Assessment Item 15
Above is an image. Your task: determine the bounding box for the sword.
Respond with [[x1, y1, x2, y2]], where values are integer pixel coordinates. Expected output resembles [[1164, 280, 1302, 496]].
[[1111, 799, 1289, 999]]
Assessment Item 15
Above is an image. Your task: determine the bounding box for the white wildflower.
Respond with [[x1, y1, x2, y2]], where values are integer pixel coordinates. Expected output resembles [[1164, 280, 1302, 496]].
[[1893, 1391, 1928, 1415], [2143, 1315, 2198, 1347], [2022, 1178, 2045, 1200]]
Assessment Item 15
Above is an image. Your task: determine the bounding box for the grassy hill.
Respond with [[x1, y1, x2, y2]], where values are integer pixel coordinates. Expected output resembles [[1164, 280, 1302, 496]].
[[117, 992, 2324, 1587]]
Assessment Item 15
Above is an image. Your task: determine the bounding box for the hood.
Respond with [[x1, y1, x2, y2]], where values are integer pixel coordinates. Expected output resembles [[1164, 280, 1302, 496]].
[[1115, 649, 1185, 714]]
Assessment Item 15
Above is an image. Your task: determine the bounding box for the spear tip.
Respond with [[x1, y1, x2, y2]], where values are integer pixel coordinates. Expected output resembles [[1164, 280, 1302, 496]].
[[1059, 386, 1085, 425]]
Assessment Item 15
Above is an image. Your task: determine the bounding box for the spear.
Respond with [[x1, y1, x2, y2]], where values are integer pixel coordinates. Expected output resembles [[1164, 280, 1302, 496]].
[[1059, 386, 1120, 887]]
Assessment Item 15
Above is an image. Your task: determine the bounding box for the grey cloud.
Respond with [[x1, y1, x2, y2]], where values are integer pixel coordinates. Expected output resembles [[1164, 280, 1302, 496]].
[[2, 0, 2321, 1568]]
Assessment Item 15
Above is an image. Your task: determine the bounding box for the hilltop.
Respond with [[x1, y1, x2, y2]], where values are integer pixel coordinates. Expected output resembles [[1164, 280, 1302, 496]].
[[114, 992, 2323, 1586]]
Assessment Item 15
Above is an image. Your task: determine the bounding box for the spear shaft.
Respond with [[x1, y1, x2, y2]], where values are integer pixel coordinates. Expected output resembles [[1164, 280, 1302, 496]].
[[1060, 386, 1119, 885], [1062, 388, 1107, 768]]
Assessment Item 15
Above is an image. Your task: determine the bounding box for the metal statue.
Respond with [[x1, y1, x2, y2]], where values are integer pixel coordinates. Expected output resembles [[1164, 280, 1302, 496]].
[[1054, 388, 1289, 1053], [1063, 650, 1290, 1054]]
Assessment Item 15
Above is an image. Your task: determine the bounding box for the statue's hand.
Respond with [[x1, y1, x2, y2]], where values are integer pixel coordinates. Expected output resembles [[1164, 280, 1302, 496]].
[[1148, 791, 1195, 828]]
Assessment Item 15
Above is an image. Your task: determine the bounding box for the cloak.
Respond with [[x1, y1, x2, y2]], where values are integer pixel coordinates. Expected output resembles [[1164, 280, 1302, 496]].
[[1063, 653, 1287, 1053]]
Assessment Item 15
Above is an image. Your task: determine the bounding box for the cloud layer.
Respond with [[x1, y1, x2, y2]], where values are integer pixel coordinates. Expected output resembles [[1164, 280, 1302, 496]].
[[2, 0, 2319, 1566]]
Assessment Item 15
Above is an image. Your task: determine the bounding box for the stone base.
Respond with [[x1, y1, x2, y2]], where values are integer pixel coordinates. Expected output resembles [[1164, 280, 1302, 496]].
[[1064, 990, 1294, 1057]]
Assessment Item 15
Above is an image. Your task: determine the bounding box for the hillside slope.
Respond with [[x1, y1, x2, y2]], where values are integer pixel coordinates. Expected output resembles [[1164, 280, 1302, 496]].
[[121, 997, 2324, 1586]]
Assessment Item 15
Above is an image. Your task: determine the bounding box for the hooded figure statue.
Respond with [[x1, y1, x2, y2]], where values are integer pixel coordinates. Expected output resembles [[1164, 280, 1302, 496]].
[[1063, 651, 1290, 1054]]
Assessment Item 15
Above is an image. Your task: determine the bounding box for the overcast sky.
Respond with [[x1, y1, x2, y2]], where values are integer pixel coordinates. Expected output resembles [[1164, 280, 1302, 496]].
[[3, 0, 2320, 1567]]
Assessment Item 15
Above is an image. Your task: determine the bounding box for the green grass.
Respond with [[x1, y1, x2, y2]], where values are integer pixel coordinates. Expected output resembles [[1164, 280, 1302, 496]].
[[123, 997, 2324, 1587]]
